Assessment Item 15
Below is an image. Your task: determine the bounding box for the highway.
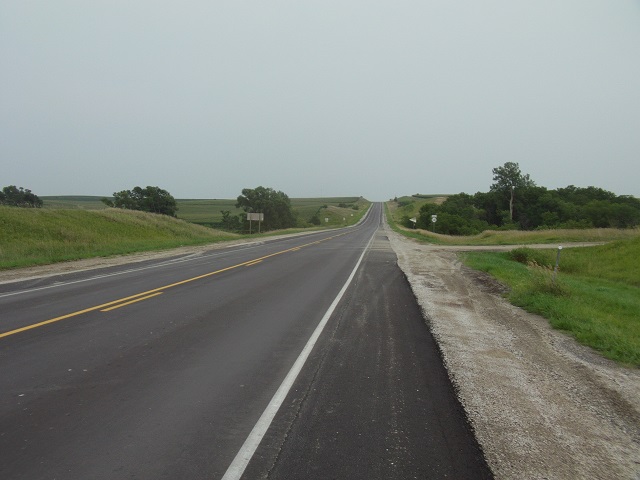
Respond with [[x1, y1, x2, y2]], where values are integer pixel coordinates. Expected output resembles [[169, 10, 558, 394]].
[[0, 203, 491, 479]]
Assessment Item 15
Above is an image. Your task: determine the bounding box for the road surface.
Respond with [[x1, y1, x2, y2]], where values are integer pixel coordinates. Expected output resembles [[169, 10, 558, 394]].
[[0, 203, 491, 479]]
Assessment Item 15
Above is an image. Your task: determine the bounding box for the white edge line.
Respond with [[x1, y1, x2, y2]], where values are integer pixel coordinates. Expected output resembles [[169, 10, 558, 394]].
[[221, 230, 376, 480]]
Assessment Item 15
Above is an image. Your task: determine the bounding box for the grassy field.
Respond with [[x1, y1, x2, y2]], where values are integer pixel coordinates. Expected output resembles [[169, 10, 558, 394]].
[[2, 197, 369, 270], [385, 201, 640, 366], [41, 195, 368, 227], [41, 196, 108, 210], [174, 199, 242, 225], [0, 206, 238, 269]]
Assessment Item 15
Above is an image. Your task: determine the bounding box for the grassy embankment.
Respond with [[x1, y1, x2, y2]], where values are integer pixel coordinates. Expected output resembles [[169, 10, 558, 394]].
[[0, 206, 238, 270], [386, 201, 640, 366], [2, 197, 369, 270]]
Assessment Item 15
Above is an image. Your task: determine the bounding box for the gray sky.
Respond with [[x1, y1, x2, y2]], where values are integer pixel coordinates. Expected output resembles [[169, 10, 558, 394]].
[[2, 1, 639, 201]]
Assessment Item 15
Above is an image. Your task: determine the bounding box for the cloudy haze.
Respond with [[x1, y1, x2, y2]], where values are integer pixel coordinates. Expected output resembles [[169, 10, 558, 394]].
[[2, 1, 639, 201]]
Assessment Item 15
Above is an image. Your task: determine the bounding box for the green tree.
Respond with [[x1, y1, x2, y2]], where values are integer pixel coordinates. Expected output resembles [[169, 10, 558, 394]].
[[490, 162, 535, 222], [220, 210, 243, 231], [102, 186, 177, 216], [236, 186, 296, 231], [418, 193, 489, 235], [0, 185, 43, 207]]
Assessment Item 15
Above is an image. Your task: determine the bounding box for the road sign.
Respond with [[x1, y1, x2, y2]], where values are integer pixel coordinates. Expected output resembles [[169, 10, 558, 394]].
[[431, 215, 437, 223], [247, 213, 264, 234]]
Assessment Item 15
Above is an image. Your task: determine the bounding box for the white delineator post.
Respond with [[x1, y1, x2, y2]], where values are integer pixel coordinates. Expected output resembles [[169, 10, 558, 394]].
[[552, 246, 563, 285]]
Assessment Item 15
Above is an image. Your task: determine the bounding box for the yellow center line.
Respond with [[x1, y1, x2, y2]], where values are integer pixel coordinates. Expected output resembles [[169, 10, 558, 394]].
[[100, 292, 164, 312], [0, 231, 353, 340], [244, 260, 263, 267]]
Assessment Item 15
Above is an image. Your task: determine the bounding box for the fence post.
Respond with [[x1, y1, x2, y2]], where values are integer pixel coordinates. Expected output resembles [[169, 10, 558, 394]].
[[552, 246, 563, 285]]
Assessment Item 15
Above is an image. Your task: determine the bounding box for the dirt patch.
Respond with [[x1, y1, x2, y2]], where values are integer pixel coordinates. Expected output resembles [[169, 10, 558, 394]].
[[386, 225, 640, 479], [462, 266, 510, 296]]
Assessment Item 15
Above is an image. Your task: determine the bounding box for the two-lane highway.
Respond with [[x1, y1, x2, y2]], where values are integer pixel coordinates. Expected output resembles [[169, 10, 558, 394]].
[[0, 203, 491, 479]]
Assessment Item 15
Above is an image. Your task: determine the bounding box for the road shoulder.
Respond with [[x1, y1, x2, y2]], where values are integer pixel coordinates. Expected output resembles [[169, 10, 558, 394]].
[[386, 225, 640, 479], [242, 230, 492, 479]]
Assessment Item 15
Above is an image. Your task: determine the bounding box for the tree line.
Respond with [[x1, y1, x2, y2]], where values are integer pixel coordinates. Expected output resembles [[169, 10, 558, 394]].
[[0, 185, 43, 208], [3, 182, 298, 233], [100, 184, 298, 233], [404, 162, 640, 235]]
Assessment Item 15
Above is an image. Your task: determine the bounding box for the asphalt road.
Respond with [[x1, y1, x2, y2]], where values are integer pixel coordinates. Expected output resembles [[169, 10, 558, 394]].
[[0, 203, 491, 479]]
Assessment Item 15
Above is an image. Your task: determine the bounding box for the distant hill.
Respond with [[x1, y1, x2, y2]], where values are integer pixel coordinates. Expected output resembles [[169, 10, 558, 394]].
[[41, 196, 107, 210], [41, 196, 367, 226]]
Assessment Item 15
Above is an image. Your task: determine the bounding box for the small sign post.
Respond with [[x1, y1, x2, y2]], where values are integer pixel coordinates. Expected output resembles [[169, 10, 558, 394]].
[[552, 246, 563, 285], [431, 214, 437, 232], [247, 213, 264, 234]]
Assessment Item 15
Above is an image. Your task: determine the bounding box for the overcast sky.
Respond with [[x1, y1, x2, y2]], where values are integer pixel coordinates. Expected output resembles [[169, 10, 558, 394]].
[[2, 1, 639, 201]]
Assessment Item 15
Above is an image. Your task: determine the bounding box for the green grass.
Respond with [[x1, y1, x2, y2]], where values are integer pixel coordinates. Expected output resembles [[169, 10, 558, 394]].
[[0, 206, 238, 269], [175, 199, 243, 225], [1, 197, 370, 270], [175, 196, 368, 227], [42, 196, 108, 210], [42, 196, 245, 225], [41, 196, 368, 228], [299, 197, 369, 227], [389, 196, 445, 224], [461, 238, 640, 365]]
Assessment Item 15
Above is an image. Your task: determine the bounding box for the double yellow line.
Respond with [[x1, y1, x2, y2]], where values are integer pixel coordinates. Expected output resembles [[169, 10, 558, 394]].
[[0, 232, 349, 340]]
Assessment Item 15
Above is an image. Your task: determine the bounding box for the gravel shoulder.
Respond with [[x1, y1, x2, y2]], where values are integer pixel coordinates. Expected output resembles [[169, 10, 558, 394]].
[[385, 224, 640, 479], [3, 228, 639, 478]]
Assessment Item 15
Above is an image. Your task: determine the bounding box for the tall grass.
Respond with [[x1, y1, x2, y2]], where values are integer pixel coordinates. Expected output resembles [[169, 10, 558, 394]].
[[461, 238, 640, 365], [0, 206, 237, 269]]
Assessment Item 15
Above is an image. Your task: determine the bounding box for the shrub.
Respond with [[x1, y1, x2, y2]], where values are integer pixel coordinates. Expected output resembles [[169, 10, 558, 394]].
[[509, 247, 552, 267]]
